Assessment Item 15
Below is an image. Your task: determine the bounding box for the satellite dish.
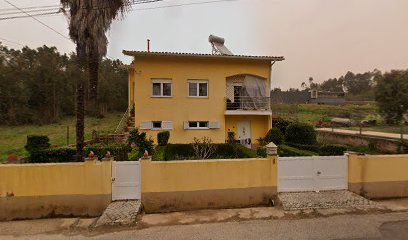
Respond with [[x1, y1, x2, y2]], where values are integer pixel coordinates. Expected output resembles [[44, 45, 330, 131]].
[[209, 34, 233, 55]]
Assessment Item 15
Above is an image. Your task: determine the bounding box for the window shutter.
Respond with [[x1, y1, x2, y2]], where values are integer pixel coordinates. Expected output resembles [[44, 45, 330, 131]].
[[209, 121, 220, 129], [162, 121, 173, 130], [140, 121, 152, 130], [183, 121, 190, 129]]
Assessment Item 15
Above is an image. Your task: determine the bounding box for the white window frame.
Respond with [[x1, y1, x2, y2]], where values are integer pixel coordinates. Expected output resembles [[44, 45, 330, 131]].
[[152, 79, 172, 97], [152, 121, 162, 130], [141, 121, 174, 130], [188, 80, 208, 98]]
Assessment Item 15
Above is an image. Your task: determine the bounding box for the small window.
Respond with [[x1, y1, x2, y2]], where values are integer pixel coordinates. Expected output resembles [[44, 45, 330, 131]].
[[152, 79, 172, 97], [152, 121, 162, 129], [188, 80, 208, 97], [187, 121, 209, 129]]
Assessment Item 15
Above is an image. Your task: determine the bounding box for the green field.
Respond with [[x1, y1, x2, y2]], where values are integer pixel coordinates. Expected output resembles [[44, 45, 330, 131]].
[[272, 103, 408, 134], [0, 112, 123, 161]]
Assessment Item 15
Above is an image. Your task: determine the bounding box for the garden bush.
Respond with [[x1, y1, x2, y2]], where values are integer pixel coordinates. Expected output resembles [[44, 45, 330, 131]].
[[29, 147, 76, 163], [256, 146, 267, 157], [163, 143, 257, 160], [128, 148, 141, 161], [85, 143, 130, 161], [152, 146, 165, 161], [265, 128, 284, 144], [272, 118, 293, 134], [277, 145, 317, 157], [319, 144, 348, 156], [287, 143, 320, 153], [128, 128, 154, 155], [284, 122, 317, 145], [25, 135, 50, 154], [157, 131, 170, 146]]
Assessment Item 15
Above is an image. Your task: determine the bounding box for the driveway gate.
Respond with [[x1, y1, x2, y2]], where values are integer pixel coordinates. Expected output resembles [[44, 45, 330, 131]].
[[112, 161, 141, 201], [278, 156, 347, 192]]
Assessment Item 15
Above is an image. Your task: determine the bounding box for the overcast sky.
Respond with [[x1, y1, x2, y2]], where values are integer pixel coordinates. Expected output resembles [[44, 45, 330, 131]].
[[1, 0, 408, 89]]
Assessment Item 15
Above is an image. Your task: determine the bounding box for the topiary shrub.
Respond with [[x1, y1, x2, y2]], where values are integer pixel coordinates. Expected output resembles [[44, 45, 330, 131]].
[[25, 135, 50, 154], [157, 131, 170, 146], [265, 128, 284, 144], [319, 144, 348, 156], [278, 145, 317, 157], [272, 118, 293, 134], [284, 122, 317, 145]]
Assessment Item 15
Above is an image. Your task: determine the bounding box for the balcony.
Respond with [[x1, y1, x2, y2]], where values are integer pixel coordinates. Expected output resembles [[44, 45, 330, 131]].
[[225, 96, 271, 115]]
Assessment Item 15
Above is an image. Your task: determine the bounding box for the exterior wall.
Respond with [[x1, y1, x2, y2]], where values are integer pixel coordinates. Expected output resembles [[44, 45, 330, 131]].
[[225, 115, 270, 146], [0, 160, 112, 221], [131, 56, 271, 144], [141, 157, 277, 213], [317, 130, 400, 153], [348, 153, 408, 199]]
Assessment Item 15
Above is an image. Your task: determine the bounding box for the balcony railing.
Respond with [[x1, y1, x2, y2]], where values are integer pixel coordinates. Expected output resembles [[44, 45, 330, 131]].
[[226, 96, 270, 111]]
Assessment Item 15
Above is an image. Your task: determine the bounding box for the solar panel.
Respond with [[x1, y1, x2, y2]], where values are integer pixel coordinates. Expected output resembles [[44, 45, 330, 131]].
[[208, 34, 233, 55]]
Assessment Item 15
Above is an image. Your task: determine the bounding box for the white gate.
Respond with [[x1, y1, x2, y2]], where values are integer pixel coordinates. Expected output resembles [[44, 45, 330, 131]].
[[112, 161, 141, 201], [278, 156, 347, 192]]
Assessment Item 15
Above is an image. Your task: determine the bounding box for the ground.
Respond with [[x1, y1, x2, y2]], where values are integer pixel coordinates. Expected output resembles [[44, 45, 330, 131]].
[[1, 198, 408, 239], [0, 112, 122, 161]]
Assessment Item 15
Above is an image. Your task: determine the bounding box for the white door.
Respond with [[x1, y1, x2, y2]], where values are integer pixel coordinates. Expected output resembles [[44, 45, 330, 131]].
[[237, 121, 251, 148], [112, 161, 141, 201], [278, 156, 347, 192]]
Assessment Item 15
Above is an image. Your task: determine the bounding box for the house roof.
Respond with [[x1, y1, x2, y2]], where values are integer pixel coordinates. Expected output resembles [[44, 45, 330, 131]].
[[122, 50, 285, 62]]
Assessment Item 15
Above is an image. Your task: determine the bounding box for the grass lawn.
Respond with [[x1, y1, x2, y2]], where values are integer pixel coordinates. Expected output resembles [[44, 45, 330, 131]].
[[0, 112, 123, 161]]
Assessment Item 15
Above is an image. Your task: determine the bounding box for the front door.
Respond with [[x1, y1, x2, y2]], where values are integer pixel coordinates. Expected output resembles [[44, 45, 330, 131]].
[[237, 121, 251, 148], [112, 161, 141, 201]]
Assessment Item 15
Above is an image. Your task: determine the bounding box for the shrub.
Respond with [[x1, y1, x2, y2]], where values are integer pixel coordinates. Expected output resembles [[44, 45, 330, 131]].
[[128, 148, 141, 161], [128, 128, 154, 155], [164, 144, 194, 160], [285, 122, 317, 145], [157, 131, 170, 146], [85, 143, 130, 161], [25, 135, 50, 154], [272, 118, 293, 134], [319, 144, 348, 156], [278, 145, 317, 157], [287, 143, 320, 153], [265, 128, 284, 144], [227, 131, 236, 144], [257, 146, 267, 157], [192, 137, 217, 159], [152, 146, 165, 161], [29, 148, 76, 163]]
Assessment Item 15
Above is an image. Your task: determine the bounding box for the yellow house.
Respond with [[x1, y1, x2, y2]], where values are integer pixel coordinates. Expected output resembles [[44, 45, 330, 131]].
[[123, 50, 284, 148]]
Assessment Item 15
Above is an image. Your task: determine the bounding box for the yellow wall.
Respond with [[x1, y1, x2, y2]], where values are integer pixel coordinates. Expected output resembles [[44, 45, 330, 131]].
[[141, 157, 277, 193], [225, 115, 270, 145], [348, 153, 408, 183], [0, 160, 111, 197], [130, 56, 271, 143]]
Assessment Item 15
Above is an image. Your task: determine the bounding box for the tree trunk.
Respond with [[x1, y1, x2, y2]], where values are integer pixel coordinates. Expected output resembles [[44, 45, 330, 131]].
[[87, 47, 100, 117], [76, 44, 86, 161]]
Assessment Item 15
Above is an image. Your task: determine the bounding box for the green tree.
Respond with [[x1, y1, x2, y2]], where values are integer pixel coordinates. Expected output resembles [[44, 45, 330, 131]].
[[60, 0, 131, 160], [375, 70, 408, 125]]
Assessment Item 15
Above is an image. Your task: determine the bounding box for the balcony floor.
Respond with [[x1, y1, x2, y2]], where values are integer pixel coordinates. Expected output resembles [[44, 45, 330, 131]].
[[224, 110, 272, 116]]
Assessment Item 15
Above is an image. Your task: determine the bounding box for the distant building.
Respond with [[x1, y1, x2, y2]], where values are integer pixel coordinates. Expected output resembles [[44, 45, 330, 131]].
[[271, 89, 345, 105]]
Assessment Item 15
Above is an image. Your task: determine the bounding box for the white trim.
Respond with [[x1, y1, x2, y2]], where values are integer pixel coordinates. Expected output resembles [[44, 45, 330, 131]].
[[188, 80, 208, 98], [185, 121, 210, 130], [151, 79, 172, 97]]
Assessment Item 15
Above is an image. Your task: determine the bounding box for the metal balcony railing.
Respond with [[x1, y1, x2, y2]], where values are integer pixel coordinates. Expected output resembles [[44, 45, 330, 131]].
[[226, 96, 271, 111]]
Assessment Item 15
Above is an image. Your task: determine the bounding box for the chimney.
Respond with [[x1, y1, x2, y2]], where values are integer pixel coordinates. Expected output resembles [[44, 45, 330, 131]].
[[147, 39, 150, 52]]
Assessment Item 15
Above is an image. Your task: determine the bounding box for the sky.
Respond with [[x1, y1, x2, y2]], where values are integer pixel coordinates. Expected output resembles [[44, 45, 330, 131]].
[[1, 0, 408, 90]]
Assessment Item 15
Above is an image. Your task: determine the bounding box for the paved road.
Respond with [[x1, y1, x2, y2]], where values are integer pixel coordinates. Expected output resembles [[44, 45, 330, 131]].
[[318, 128, 407, 140], [2, 212, 408, 240]]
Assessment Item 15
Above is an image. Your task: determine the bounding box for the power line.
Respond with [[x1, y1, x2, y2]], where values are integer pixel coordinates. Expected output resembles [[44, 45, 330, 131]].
[[0, 4, 60, 12], [2, 0, 70, 41], [0, 37, 24, 46]]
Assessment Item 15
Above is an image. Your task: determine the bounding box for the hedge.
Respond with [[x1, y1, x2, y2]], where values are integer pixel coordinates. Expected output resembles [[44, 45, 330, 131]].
[[286, 143, 320, 153], [285, 122, 317, 145], [162, 143, 257, 161], [25, 135, 50, 153], [272, 118, 293, 134], [157, 131, 170, 146], [28, 143, 130, 163], [278, 145, 317, 157], [319, 144, 348, 156], [265, 128, 284, 144]]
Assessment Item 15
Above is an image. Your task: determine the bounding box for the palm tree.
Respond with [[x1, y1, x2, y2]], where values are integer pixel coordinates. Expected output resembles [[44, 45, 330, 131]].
[[61, 0, 130, 160]]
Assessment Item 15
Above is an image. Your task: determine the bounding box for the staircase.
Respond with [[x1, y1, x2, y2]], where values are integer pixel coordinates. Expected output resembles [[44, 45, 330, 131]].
[[94, 107, 135, 144]]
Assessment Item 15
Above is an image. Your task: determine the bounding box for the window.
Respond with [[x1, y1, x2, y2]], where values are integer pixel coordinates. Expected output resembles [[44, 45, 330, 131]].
[[152, 121, 162, 129], [152, 79, 172, 97], [188, 80, 208, 97], [187, 121, 209, 129]]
